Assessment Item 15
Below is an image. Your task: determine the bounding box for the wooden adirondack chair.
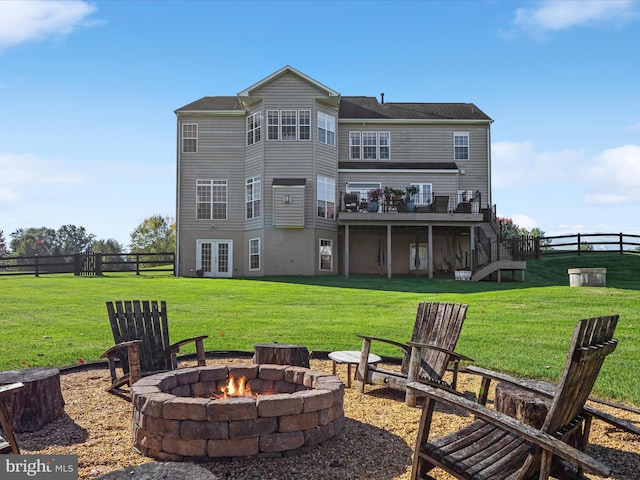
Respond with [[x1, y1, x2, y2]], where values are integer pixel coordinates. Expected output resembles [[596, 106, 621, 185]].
[[0, 382, 24, 454], [408, 314, 619, 480], [101, 300, 208, 394], [355, 302, 472, 407]]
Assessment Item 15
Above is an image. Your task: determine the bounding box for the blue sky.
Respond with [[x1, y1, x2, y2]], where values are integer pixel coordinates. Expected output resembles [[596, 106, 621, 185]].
[[1, 0, 639, 248]]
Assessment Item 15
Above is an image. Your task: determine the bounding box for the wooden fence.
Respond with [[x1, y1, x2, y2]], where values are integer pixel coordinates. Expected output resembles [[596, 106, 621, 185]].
[[540, 232, 640, 255], [0, 252, 175, 277]]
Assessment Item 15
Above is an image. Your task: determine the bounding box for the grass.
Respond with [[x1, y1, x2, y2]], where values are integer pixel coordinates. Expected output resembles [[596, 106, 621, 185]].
[[1, 252, 638, 405]]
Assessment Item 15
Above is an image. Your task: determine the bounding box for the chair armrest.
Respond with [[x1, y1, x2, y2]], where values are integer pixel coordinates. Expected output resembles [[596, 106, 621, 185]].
[[100, 340, 143, 359], [0, 382, 24, 398], [170, 335, 208, 351], [357, 335, 409, 353], [170, 335, 208, 367], [407, 382, 611, 477], [408, 341, 474, 363]]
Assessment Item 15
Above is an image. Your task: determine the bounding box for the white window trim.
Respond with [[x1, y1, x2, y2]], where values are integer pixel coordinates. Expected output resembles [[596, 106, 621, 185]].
[[410, 243, 428, 271], [246, 176, 262, 219], [412, 183, 433, 205], [454, 132, 469, 161], [267, 110, 279, 141], [196, 179, 228, 220], [317, 175, 336, 219], [319, 238, 333, 271], [348, 131, 391, 159], [182, 124, 198, 153], [299, 110, 311, 141], [247, 111, 262, 145], [317, 111, 336, 146], [249, 238, 261, 271]]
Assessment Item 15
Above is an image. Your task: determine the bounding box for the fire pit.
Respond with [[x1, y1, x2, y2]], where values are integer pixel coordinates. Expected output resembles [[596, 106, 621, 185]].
[[130, 364, 345, 460]]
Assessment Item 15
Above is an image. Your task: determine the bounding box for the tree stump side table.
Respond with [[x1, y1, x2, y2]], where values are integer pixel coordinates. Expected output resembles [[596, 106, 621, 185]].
[[0, 367, 65, 432], [495, 380, 582, 449], [253, 343, 310, 368]]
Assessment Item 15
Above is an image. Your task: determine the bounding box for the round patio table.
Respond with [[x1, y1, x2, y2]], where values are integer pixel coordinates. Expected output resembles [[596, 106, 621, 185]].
[[328, 350, 381, 388]]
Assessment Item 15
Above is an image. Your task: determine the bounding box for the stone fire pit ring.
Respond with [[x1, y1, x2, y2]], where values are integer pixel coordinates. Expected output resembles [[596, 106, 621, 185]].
[[131, 364, 345, 461]]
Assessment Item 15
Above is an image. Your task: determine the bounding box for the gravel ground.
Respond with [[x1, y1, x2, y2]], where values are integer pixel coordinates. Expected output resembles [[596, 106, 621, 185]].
[[16, 358, 640, 480]]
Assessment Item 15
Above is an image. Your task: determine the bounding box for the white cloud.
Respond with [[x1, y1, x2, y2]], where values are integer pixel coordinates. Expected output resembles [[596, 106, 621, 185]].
[[492, 140, 584, 187], [513, 0, 637, 35], [510, 214, 538, 231], [583, 144, 640, 203], [0, 0, 98, 51], [626, 121, 640, 132], [0, 153, 87, 191]]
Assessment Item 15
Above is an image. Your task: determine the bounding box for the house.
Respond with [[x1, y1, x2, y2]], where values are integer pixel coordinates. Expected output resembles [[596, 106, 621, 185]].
[[175, 66, 522, 280]]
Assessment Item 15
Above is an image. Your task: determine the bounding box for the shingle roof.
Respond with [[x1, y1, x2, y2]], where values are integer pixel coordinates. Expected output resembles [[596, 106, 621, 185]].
[[339, 96, 492, 121], [175, 96, 243, 112], [175, 94, 492, 123]]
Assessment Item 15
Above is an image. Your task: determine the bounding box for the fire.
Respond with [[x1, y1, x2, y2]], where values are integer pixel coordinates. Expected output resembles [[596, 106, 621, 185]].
[[211, 375, 254, 399]]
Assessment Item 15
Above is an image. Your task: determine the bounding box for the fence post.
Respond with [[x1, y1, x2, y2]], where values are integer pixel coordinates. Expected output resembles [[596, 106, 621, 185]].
[[35, 254, 39, 277], [577, 233, 581, 256], [620, 232, 624, 254], [96, 252, 103, 276], [136, 253, 140, 275], [74, 254, 80, 276]]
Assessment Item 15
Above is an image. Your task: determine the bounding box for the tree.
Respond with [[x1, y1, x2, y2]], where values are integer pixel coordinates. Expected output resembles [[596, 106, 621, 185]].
[[10, 227, 59, 256], [0, 230, 9, 257], [55, 225, 95, 254], [91, 239, 124, 255], [129, 215, 176, 253]]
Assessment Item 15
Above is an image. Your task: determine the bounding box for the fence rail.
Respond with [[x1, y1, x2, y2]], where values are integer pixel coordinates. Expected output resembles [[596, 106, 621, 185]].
[[0, 252, 175, 276], [541, 232, 640, 255]]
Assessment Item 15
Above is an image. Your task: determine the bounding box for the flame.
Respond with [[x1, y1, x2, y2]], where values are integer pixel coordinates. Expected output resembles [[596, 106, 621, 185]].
[[211, 375, 254, 399]]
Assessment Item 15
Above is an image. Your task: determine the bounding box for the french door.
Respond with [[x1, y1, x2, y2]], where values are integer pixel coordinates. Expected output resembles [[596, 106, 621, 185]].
[[196, 240, 233, 278]]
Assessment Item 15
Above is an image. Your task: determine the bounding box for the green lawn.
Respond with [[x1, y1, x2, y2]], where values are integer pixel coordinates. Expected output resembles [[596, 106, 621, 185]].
[[1, 252, 638, 405]]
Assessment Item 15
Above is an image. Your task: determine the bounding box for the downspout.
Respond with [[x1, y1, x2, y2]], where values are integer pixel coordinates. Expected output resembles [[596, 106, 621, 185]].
[[486, 121, 493, 207], [175, 116, 181, 276]]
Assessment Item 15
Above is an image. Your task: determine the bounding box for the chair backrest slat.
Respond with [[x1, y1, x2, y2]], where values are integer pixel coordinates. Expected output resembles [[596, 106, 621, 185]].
[[544, 315, 618, 437], [401, 302, 468, 380], [106, 300, 173, 375]]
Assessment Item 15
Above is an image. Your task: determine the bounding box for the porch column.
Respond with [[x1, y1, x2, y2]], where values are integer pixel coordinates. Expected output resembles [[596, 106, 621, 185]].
[[344, 224, 350, 279], [428, 225, 433, 279], [387, 224, 392, 280]]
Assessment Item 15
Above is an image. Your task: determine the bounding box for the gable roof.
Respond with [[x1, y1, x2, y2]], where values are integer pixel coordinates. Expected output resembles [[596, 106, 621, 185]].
[[339, 96, 492, 122], [237, 65, 340, 98]]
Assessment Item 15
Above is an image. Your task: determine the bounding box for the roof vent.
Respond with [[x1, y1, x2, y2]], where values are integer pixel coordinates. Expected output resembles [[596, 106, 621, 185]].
[[380, 92, 385, 104]]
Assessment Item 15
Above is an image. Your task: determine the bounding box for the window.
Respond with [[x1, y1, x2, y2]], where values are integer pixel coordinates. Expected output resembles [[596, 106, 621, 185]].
[[454, 132, 469, 160], [267, 110, 279, 140], [182, 124, 197, 153], [363, 132, 378, 159], [348, 131, 390, 159], [317, 112, 335, 146], [299, 110, 310, 140], [410, 243, 428, 271], [247, 111, 261, 145], [317, 175, 335, 219], [196, 179, 227, 220], [249, 238, 260, 271], [379, 132, 390, 159], [281, 110, 297, 140], [246, 176, 261, 219], [412, 183, 432, 205], [349, 132, 361, 159], [319, 239, 333, 271]]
